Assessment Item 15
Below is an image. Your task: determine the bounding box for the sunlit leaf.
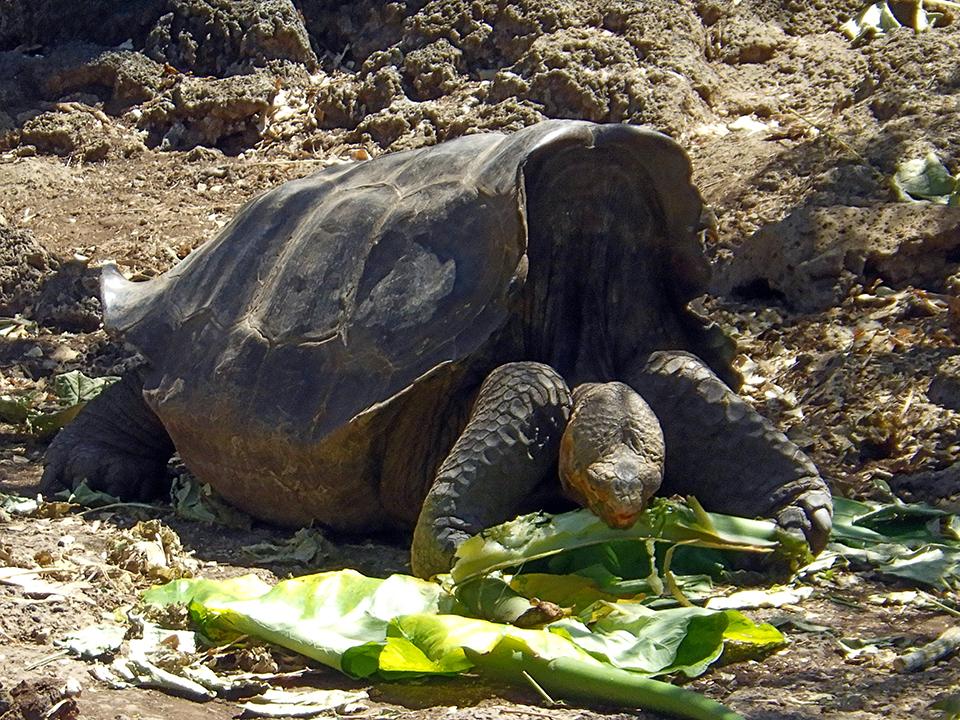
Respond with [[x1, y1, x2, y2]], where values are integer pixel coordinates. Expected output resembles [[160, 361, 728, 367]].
[[893, 152, 959, 204], [450, 498, 809, 583]]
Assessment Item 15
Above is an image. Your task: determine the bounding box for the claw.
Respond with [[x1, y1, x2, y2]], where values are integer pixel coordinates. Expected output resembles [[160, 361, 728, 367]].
[[809, 506, 833, 554], [776, 489, 832, 556]]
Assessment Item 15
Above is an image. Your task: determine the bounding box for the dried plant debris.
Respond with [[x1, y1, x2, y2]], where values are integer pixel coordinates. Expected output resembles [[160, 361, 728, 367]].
[[707, 289, 960, 502], [107, 520, 197, 582]]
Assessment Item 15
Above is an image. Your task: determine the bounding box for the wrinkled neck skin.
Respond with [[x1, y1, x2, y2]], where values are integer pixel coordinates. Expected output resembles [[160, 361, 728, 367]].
[[516, 147, 691, 386]]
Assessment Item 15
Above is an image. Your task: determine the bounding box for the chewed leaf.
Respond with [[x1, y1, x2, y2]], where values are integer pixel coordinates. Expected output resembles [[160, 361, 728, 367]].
[[450, 498, 809, 583]]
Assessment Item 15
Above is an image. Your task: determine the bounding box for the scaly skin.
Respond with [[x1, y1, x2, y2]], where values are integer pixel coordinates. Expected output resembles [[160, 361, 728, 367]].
[[628, 351, 833, 554], [410, 362, 572, 579], [559, 382, 664, 529], [40, 370, 174, 501]]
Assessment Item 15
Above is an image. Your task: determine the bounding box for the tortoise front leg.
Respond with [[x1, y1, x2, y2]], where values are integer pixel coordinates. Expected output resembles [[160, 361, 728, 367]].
[[628, 351, 832, 554], [411, 362, 571, 578]]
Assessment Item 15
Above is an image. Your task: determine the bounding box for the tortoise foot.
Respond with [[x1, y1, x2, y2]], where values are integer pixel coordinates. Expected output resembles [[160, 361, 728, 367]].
[[411, 361, 572, 578], [41, 371, 174, 501], [775, 488, 833, 556], [629, 350, 833, 556], [42, 435, 170, 501]]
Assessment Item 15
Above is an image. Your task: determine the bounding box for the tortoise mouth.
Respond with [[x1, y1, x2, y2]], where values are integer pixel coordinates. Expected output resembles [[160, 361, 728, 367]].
[[604, 510, 640, 529], [574, 480, 649, 530]]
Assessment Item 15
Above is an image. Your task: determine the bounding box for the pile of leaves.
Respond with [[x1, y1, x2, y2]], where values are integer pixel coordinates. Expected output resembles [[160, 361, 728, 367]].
[[36, 492, 959, 719]]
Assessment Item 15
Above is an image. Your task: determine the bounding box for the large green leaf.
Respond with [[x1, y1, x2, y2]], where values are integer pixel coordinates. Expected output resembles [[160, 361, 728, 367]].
[[145, 570, 453, 672], [450, 498, 810, 583], [829, 497, 960, 589], [384, 614, 745, 718], [551, 602, 783, 677]]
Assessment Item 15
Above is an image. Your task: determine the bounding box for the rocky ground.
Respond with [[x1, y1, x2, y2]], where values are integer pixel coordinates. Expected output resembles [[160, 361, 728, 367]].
[[1, 1, 959, 718]]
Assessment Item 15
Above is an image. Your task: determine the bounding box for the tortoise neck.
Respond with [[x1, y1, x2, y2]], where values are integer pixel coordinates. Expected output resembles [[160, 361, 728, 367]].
[[517, 147, 690, 385]]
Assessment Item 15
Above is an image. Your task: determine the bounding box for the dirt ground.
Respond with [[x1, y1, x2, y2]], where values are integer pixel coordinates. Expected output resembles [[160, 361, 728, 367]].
[[1, 0, 960, 718]]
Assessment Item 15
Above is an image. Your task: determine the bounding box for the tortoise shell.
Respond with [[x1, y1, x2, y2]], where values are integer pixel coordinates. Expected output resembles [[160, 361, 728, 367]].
[[100, 120, 709, 529]]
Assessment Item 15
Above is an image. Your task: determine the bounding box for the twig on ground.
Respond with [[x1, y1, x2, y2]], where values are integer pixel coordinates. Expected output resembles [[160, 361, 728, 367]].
[[76, 502, 166, 517], [894, 626, 960, 672], [521, 670, 562, 707]]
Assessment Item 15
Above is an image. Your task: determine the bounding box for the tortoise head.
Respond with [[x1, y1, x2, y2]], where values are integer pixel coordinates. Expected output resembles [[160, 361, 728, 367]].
[[558, 382, 665, 529]]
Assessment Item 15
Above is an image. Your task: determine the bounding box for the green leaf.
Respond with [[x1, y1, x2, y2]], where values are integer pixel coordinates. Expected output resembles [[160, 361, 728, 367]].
[[145, 570, 452, 673], [468, 636, 744, 720], [552, 603, 783, 677], [831, 497, 955, 546], [0, 395, 30, 424], [20, 372, 120, 438], [242, 528, 329, 564], [386, 613, 598, 672], [170, 475, 252, 529], [892, 152, 959, 204], [508, 573, 617, 613], [28, 405, 85, 438], [451, 498, 809, 583], [56, 481, 122, 508], [53, 370, 120, 406], [828, 497, 960, 589]]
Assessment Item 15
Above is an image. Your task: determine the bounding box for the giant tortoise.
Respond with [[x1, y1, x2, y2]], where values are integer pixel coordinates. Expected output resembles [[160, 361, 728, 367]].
[[42, 120, 833, 577]]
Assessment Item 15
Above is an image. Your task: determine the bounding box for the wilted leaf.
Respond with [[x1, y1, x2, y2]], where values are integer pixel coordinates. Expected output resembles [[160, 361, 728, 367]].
[[705, 586, 814, 610], [893, 152, 959, 204], [0, 492, 41, 516], [56, 624, 127, 659], [841, 2, 942, 42], [242, 528, 329, 565], [0, 316, 37, 339], [171, 475, 252, 529], [240, 688, 368, 718], [56, 481, 122, 508]]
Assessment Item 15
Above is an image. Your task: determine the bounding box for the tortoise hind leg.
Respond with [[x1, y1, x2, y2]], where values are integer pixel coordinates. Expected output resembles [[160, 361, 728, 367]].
[[629, 351, 832, 554], [41, 370, 174, 501], [411, 362, 572, 578]]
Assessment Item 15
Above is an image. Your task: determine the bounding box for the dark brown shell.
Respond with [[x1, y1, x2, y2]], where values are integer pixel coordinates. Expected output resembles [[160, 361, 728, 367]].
[[103, 120, 704, 440]]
